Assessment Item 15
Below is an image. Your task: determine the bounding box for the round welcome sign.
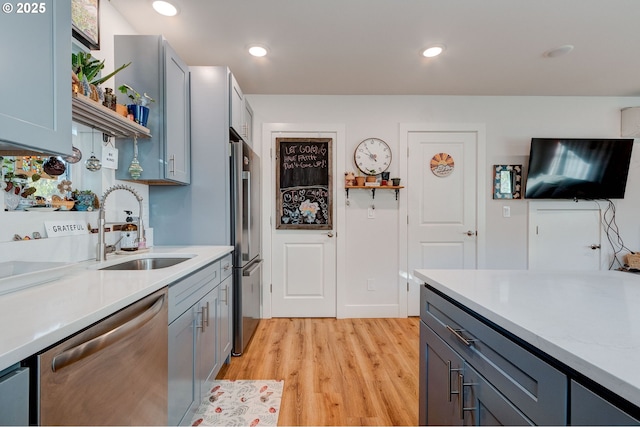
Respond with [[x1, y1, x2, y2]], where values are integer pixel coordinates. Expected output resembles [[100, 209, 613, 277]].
[[430, 152, 455, 177]]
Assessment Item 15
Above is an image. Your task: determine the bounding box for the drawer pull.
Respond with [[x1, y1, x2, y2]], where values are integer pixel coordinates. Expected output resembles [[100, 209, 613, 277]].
[[446, 325, 476, 346]]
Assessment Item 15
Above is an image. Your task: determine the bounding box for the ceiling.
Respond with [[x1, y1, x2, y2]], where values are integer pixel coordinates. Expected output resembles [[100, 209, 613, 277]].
[[108, 0, 640, 96]]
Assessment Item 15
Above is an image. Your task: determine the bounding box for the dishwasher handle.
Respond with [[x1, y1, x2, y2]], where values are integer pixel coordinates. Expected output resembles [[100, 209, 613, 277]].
[[51, 294, 165, 372]]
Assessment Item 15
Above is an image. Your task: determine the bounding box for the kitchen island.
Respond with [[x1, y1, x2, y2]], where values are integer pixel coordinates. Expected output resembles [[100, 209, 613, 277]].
[[415, 269, 640, 425], [0, 245, 232, 372]]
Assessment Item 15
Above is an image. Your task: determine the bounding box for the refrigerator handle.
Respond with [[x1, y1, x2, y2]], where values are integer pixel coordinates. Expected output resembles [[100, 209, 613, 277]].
[[243, 259, 263, 276], [243, 170, 251, 261]]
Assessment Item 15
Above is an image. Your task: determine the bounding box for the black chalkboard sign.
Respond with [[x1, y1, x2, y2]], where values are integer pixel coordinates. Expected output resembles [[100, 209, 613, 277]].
[[276, 137, 332, 229]]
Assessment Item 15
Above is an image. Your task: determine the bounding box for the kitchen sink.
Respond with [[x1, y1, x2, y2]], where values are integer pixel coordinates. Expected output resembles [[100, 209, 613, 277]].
[[98, 257, 191, 271]]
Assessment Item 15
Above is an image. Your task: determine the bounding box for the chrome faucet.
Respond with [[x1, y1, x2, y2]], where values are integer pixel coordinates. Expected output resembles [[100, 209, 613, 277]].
[[96, 185, 145, 261]]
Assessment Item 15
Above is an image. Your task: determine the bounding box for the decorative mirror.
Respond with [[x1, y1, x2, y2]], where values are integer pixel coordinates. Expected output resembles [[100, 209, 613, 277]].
[[493, 164, 522, 199]]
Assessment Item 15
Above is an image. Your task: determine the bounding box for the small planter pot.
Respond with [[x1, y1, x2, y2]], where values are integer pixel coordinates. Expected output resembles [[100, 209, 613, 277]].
[[365, 175, 377, 183], [74, 193, 95, 211], [127, 104, 150, 127], [355, 176, 366, 186], [391, 178, 401, 186]]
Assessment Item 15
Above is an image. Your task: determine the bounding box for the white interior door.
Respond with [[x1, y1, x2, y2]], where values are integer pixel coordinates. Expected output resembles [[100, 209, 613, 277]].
[[407, 131, 478, 316], [270, 130, 338, 318], [529, 205, 601, 270]]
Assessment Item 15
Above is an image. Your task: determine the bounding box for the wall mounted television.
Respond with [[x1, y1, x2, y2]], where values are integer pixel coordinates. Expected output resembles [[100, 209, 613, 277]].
[[524, 138, 634, 199]]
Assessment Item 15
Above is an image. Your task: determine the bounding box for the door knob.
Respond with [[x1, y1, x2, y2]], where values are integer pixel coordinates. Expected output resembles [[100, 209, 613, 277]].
[[464, 230, 476, 236], [327, 231, 334, 238], [590, 244, 601, 250]]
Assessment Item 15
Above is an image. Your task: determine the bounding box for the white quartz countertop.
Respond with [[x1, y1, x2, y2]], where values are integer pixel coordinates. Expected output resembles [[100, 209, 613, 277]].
[[414, 269, 640, 408], [0, 245, 233, 372]]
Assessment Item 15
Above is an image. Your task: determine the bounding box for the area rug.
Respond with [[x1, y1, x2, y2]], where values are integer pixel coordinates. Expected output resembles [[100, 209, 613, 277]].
[[191, 380, 284, 427]]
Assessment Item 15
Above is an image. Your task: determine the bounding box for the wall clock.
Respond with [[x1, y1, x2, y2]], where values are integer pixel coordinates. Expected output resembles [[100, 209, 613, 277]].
[[354, 138, 391, 175]]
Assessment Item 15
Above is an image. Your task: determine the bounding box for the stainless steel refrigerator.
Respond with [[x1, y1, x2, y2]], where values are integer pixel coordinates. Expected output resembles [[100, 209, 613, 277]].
[[231, 140, 262, 356]]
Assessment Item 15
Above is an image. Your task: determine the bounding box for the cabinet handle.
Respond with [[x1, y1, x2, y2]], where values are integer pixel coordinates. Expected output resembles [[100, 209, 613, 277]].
[[222, 285, 229, 305], [204, 301, 210, 327], [447, 360, 462, 402], [169, 155, 175, 174], [196, 307, 205, 331], [446, 325, 476, 346], [458, 373, 478, 420]]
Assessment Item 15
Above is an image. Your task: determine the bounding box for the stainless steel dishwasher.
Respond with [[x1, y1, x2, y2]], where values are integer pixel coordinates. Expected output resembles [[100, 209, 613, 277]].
[[36, 287, 168, 425]]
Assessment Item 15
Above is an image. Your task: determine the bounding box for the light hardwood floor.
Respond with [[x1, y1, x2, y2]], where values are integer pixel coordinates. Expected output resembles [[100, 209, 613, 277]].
[[217, 317, 420, 426]]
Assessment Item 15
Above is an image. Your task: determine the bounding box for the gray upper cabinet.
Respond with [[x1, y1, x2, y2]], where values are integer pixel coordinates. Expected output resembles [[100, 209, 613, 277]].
[[243, 99, 254, 145], [0, 0, 72, 156], [114, 35, 190, 184], [230, 72, 244, 141]]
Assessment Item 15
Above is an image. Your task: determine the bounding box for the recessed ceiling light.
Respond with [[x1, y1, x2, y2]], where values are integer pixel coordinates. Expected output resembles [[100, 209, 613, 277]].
[[248, 45, 268, 57], [422, 45, 445, 58], [544, 44, 574, 58], [152, 0, 179, 16]]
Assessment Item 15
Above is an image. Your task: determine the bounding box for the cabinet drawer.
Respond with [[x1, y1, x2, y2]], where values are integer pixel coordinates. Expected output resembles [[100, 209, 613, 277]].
[[220, 253, 233, 280], [422, 285, 567, 425], [168, 261, 220, 323]]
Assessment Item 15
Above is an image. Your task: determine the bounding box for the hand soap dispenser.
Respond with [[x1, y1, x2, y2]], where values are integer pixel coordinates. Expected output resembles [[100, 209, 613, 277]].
[[120, 210, 138, 251]]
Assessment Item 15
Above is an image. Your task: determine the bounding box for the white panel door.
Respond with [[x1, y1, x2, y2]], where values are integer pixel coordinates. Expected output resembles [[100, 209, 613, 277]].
[[271, 131, 337, 318], [529, 207, 601, 270], [272, 233, 336, 317], [407, 131, 478, 315]]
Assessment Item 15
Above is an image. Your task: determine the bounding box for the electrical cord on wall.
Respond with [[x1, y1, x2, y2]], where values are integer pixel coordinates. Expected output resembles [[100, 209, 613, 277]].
[[596, 199, 633, 270]]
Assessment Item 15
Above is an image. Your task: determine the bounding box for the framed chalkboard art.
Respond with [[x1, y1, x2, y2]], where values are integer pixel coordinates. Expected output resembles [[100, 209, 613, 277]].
[[276, 137, 332, 230]]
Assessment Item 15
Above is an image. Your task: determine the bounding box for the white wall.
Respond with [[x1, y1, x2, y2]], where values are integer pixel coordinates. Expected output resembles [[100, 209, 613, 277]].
[[248, 94, 640, 316]]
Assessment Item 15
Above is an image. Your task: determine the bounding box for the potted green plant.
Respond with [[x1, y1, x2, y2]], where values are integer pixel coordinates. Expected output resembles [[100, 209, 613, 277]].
[[72, 52, 131, 102], [118, 84, 155, 127], [366, 169, 378, 183]]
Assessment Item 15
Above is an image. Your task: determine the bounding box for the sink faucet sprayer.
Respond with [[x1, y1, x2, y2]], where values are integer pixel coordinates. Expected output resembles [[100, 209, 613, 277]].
[[97, 184, 145, 261]]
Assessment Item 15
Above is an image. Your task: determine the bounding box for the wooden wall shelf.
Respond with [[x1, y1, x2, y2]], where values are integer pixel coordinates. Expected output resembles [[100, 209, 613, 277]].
[[72, 93, 152, 139], [345, 185, 404, 200]]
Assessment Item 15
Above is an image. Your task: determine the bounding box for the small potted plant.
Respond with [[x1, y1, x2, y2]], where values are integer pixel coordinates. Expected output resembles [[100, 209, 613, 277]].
[[118, 84, 155, 127], [354, 171, 366, 186], [365, 169, 378, 183], [72, 189, 97, 211]]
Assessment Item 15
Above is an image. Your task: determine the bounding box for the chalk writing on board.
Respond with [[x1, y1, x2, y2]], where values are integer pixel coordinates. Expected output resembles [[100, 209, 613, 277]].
[[276, 138, 332, 230]]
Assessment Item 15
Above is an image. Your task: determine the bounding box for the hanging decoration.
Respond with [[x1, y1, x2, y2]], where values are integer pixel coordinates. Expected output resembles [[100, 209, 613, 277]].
[[430, 152, 455, 177]]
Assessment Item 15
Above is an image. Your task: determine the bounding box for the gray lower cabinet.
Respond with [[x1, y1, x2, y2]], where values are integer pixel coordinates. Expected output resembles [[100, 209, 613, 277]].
[[420, 321, 533, 426], [0, 0, 71, 156], [168, 304, 197, 426], [168, 261, 220, 426], [217, 274, 233, 366], [463, 363, 533, 425], [168, 255, 234, 426], [115, 35, 190, 184], [420, 285, 640, 426], [420, 320, 463, 425], [420, 285, 567, 425], [570, 381, 640, 426], [0, 364, 29, 426]]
